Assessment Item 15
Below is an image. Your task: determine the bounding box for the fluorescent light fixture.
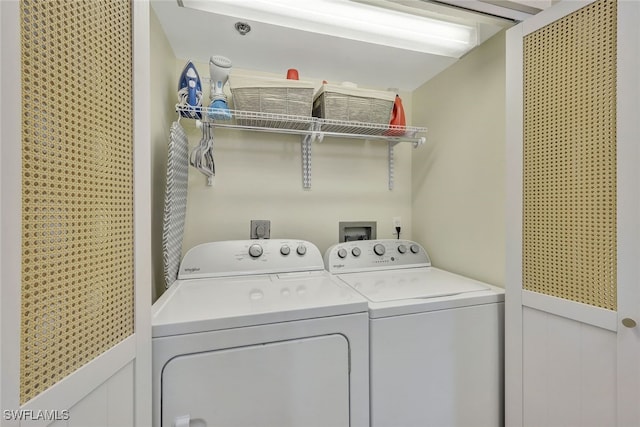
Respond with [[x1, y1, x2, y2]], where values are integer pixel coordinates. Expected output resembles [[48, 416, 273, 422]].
[[178, 0, 478, 58]]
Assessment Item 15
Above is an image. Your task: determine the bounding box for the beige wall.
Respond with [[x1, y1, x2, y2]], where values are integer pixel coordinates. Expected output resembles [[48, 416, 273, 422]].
[[180, 60, 414, 260], [151, 12, 507, 299], [411, 30, 506, 287], [181, 125, 413, 253], [150, 9, 177, 301], [149, 21, 415, 300]]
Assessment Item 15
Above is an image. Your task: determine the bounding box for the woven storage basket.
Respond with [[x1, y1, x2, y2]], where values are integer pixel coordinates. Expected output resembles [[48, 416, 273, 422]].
[[229, 72, 314, 129], [312, 84, 395, 130]]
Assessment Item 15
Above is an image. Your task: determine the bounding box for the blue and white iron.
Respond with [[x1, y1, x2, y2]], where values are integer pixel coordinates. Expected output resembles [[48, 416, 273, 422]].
[[207, 55, 232, 120], [177, 60, 202, 119]]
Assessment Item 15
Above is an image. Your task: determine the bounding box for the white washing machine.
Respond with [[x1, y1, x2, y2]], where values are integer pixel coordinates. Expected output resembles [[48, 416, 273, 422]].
[[324, 239, 504, 427], [153, 239, 369, 427]]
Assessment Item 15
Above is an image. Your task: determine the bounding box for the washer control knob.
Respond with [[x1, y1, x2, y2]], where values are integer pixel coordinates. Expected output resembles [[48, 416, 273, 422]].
[[297, 244, 307, 256], [280, 245, 291, 256], [337, 248, 348, 259], [397, 244, 407, 254], [410, 244, 420, 254], [373, 243, 386, 256], [352, 247, 361, 257], [249, 244, 263, 258]]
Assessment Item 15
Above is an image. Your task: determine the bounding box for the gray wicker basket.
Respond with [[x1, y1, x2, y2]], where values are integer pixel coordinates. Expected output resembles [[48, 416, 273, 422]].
[[312, 84, 395, 129], [232, 87, 313, 116], [229, 73, 315, 128]]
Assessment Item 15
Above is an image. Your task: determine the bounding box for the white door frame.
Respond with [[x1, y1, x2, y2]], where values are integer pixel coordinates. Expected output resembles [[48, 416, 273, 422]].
[[0, 1, 151, 425], [1, 1, 23, 423], [614, 1, 640, 424], [132, 1, 152, 425], [506, 1, 640, 425]]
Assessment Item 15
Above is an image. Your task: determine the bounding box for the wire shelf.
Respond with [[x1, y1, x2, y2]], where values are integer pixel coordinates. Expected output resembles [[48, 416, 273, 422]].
[[176, 105, 426, 190], [176, 105, 427, 143], [318, 117, 424, 139]]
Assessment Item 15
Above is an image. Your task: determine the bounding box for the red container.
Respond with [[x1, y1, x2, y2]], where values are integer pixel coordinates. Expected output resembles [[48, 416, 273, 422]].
[[384, 95, 406, 136], [286, 69, 299, 80]]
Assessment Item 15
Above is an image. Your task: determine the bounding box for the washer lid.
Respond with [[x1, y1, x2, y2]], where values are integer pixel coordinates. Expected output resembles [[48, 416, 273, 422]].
[[152, 271, 367, 337], [337, 267, 490, 303]]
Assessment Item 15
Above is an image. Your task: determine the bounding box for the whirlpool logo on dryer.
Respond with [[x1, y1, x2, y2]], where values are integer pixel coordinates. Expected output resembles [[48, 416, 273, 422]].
[[183, 267, 201, 273], [332, 264, 345, 269]]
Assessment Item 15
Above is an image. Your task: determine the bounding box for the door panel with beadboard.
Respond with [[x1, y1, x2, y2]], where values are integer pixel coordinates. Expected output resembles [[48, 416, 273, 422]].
[[1, 0, 151, 425], [506, 0, 640, 425]]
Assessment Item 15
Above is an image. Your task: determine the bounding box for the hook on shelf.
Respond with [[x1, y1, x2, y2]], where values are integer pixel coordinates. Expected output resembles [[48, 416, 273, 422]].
[[414, 136, 426, 148]]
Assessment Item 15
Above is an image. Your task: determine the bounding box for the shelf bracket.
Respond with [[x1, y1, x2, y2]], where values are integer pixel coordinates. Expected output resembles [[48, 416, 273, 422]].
[[388, 141, 400, 191], [302, 134, 312, 189]]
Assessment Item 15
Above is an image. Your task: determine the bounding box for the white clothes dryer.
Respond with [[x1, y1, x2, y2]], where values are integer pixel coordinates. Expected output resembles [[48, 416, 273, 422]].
[[153, 239, 369, 427], [325, 239, 504, 427]]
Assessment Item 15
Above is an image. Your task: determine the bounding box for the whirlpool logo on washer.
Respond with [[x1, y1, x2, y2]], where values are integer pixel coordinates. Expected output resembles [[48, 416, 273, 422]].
[[332, 264, 345, 269], [183, 267, 201, 273]]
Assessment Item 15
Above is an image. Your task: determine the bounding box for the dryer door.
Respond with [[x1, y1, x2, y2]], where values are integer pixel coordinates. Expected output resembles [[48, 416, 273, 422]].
[[161, 334, 350, 427]]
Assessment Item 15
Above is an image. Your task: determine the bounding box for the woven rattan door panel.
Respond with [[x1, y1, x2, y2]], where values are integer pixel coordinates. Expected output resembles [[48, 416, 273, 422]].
[[523, 0, 617, 310], [20, 0, 133, 404]]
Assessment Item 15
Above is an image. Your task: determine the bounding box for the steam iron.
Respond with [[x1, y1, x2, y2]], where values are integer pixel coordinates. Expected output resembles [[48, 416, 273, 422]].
[[177, 60, 202, 119], [208, 55, 232, 120]]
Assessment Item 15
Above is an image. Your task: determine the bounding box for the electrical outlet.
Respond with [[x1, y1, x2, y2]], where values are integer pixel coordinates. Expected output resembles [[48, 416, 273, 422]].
[[250, 220, 271, 239]]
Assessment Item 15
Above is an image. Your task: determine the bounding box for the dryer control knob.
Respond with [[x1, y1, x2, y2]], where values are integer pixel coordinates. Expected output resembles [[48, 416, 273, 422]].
[[280, 245, 291, 256], [373, 243, 386, 256], [337, 248, 348, 259], [410, 244, 420, 254], [352, 247, 361, 257], [248, 244, 263, 258], [397, 244, 407, 254], [297, 244, 307, 256]]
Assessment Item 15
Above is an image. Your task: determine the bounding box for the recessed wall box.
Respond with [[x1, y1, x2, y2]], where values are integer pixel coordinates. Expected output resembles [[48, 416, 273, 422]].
[[339, 221, 377, 242], [250, 220, 271, 239]]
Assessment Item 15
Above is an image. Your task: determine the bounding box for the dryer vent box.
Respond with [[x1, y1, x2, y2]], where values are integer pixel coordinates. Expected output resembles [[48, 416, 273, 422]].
[[339, 221, 377, 242], [250, 220, 271, 239]]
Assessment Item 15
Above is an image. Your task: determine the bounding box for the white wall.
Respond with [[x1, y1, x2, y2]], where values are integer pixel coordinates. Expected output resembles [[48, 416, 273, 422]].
[[411, 30, 506, 288]]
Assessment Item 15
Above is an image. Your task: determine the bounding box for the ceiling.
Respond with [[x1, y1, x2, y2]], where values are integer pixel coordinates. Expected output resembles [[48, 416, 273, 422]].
[[151, 0, 536, 91]]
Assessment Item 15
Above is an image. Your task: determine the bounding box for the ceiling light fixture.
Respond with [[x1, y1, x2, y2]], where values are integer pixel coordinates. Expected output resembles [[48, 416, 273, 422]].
[[177, 0, 478, 58]]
